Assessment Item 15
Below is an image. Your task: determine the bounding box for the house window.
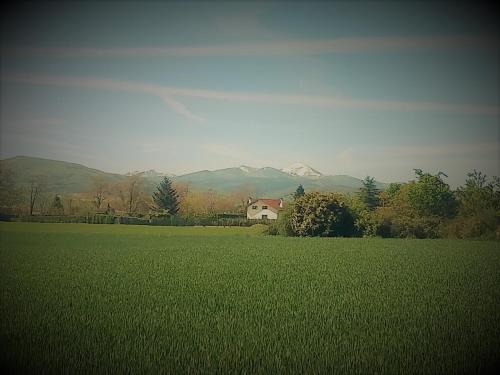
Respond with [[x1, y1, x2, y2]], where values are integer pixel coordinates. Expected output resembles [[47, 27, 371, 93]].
[[262, 215, 268, 219], [262, 205, 268, 209], [252, 205, 257, 209]]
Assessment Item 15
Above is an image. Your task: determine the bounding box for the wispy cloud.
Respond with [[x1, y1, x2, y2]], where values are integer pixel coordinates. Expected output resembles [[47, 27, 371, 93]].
[[2, 36, 498, 58], [160, 95, 206, 123], [0, 72, 205, 122], [2, 72, 499, 117]]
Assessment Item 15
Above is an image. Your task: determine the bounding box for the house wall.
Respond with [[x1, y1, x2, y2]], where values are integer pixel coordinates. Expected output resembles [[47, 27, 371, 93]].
[[247, 205, 278, 220]]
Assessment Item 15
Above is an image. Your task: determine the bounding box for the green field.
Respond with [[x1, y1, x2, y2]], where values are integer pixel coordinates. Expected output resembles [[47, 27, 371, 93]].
[[1, 223, 499, 374]]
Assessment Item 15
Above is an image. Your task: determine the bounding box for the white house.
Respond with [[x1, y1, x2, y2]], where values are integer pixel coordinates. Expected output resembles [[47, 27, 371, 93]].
[[247, 198, 284, 220]]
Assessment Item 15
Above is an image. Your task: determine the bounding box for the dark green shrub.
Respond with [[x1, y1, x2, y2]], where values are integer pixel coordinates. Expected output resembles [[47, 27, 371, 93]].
[[291, 192, 355, 237]]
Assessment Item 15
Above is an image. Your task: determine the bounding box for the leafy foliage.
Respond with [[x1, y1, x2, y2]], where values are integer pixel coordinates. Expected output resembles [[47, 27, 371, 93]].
[[381, 182, 402, 204], [456, 170, 498, 215], [358, 176, 380, 209], [443, 170, 500, 239], [372, 179, 445, 238], [407, 169, 457, 218], [291, 192, 354, 237]]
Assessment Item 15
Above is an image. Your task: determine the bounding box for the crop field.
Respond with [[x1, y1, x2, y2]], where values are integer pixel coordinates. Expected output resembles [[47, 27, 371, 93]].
[[1, 222, 499, 374]]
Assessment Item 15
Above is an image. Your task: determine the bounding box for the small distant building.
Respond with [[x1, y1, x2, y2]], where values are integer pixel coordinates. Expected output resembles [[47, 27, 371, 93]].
[[247, 198, 284, 220]]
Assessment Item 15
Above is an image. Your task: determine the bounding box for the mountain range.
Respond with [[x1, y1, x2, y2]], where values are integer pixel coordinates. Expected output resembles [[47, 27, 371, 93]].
[[0, 156, 388, 198]]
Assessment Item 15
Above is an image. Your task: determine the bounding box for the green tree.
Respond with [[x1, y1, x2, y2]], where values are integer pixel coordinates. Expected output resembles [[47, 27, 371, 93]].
[[152, 177, 179, 215], [291, 192, 354, 237], [378, 182, 403, 209], [358, 176, 380, 209], [370, 170, 457, 238], [371, 169, 456, 238], [456, 170, 494, 214], [407, 169, 457, 218], [445, 170, 500, 238], [342, 193, 377, 237], [294, 184, 305, 199], [374, 182, 443, 239]]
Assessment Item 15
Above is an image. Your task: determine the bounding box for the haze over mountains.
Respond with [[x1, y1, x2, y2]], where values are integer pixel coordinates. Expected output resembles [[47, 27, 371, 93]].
[[1, 156, 388, 198]]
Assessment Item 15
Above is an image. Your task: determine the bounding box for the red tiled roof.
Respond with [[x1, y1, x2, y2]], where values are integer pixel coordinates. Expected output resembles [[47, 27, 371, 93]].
[[252, 198, 283, 210]]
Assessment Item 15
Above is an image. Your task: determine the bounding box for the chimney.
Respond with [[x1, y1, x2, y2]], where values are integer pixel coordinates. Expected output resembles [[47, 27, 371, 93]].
[[279, 198, 283, 208]]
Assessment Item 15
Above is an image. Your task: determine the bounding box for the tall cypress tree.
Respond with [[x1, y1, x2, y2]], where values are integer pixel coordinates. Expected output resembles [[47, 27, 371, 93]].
[[152, 177, 179, 214], [358, 176, 380, 209]]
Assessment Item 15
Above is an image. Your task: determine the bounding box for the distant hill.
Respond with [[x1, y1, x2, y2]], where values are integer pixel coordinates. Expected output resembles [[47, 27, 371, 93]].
[[0, 156, 389, 197], [0, 156, 126, 193], [176, 165, 388, 197]]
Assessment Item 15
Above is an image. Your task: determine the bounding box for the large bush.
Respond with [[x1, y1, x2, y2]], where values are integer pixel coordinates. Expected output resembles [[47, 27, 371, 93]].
[[372, 171, 457, 239], [443, 171, 500, 239], [291, 192, 355, 237], [340, 194, 376, 237], [374, 206, 442, 239], [442, 209, 498, 240]]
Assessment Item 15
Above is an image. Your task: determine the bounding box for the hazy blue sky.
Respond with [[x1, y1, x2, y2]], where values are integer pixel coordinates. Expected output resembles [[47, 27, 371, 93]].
[[1, 1, 498, 186]]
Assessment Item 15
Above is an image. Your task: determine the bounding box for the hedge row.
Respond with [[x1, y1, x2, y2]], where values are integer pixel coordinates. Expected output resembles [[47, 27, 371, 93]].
[[13, 215, 116, 224], [149, 216, 267, 227], [11, 215, 269, 227]]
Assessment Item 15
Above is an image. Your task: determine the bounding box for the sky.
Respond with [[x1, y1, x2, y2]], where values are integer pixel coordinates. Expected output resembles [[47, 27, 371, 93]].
[[1, 1, 499, 187]]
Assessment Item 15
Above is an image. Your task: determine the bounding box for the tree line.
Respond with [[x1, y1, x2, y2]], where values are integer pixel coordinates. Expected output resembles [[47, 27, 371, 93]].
[[1, 167, 498, 239], [268, 169, 500, 239], [0, 171, 253, 219]]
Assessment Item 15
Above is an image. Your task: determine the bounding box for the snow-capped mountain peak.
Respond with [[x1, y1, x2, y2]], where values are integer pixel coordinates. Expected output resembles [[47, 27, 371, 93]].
[[281, 162, 322, 178]]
